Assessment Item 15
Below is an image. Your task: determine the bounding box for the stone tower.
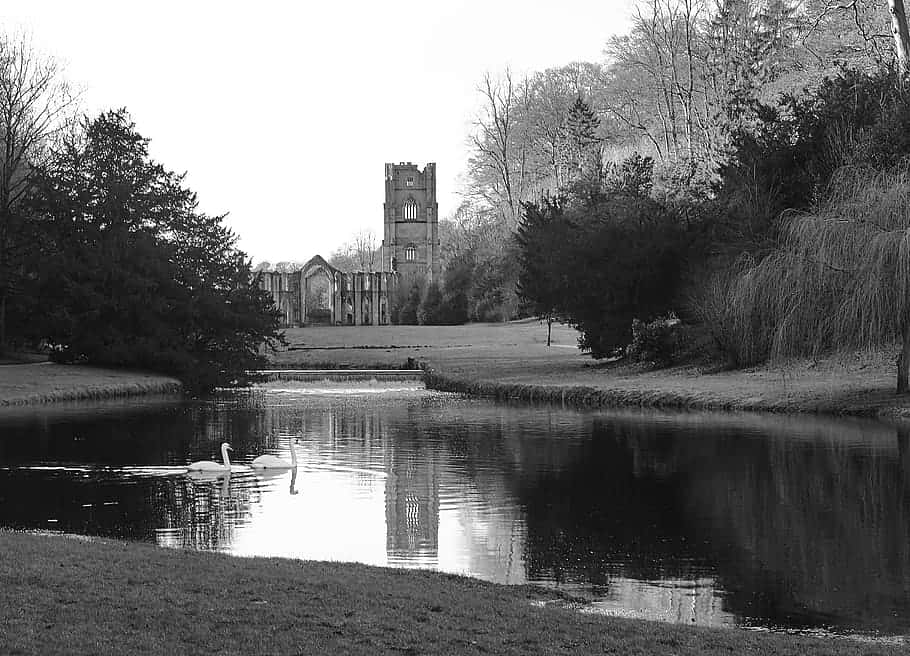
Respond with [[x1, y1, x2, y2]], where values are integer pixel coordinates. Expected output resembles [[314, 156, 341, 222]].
[[381, 162, 440, 282]]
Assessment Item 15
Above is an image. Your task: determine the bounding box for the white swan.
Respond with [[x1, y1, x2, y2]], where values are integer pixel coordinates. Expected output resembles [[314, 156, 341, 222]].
[[186, 442, 233, 472], [251, 439, 298, 470]]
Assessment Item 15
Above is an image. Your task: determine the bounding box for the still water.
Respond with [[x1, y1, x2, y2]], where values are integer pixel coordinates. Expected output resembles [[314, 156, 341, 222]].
[[0, 382, 908, 639]]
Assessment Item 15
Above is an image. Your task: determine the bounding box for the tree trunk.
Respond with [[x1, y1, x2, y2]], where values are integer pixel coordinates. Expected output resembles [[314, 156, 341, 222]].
[[897, 321, 910, 393], [889, 0, 910, 73], [547, 316, 552, 348]]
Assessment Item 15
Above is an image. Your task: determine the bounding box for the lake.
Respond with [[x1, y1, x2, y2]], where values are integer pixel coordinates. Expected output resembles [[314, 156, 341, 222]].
[[0, 381, 908, 640]]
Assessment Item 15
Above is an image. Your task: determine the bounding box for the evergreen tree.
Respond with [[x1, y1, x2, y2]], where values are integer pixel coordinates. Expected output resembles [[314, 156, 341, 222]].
[[439, 253, 473, 324], [30, 110, 282, 392], [516, 198, 567, 346], [417, 281, 444, 325], [397, 280, 423, 325], [562, 97, 602, 185]]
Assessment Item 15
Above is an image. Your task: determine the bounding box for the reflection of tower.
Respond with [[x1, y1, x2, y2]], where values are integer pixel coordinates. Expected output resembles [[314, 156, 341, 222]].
[[384, 438, 439, 564]]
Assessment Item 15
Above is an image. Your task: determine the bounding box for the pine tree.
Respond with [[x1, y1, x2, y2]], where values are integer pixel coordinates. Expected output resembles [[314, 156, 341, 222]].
[[562, 97, 602, 186]]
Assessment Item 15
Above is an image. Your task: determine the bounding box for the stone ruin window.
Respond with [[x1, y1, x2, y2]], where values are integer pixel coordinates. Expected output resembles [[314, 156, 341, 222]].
[[405, 245, 417, 261], [403, 197, 418, 221]]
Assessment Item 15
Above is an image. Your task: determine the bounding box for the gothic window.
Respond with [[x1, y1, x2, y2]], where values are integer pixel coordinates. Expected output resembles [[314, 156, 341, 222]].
[[405, 245, 417, 261], [403, 197, 418, 221], [406, 176, 414, 187]]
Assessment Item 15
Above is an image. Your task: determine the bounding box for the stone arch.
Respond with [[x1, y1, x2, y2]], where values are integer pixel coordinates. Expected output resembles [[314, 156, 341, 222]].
[[301, 255, 340, 325]]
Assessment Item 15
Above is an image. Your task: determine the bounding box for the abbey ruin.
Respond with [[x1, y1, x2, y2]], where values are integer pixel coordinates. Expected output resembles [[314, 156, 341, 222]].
[[257, 162, 440, 327]]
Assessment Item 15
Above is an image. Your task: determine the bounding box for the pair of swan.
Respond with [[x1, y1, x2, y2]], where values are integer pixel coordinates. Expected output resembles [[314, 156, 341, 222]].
[[185, 440, 298, 473]]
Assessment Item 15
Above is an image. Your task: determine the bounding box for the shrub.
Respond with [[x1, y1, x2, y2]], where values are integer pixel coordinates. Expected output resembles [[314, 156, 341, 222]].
[[417, 281, 444, 325], [396, 280, 423, 325], [625, 314, 682, 366], [686, 260, 750, 366]]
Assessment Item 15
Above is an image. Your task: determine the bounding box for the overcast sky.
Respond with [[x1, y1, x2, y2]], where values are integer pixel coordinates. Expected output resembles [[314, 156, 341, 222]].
[[2, 1, 632, 264]]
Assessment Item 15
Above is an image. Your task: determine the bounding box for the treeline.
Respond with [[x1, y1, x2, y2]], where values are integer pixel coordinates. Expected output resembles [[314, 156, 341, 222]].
[[0, 36, 282, 392], [436, 0, 910, 387]]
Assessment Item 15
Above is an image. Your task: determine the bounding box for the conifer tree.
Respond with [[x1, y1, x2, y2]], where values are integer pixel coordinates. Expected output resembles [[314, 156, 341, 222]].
[[30, 110, 282, 392], [563, 97, 602, 185]]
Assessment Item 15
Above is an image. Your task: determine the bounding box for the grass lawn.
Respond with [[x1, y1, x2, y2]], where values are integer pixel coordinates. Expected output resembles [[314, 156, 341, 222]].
[[0, 363, 181, 406], [270, 321, 910, 418], [1, 530, 901, 656]]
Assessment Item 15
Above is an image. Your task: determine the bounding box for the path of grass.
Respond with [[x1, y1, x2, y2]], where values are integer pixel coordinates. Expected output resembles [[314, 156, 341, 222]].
[[271, 322, 910, 418], [1, 531, 901, 656]]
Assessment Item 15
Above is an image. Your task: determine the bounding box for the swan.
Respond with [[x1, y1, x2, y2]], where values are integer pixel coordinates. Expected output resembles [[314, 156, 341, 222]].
[[251, 439, 298, 470], [186, 442, 233, 472]]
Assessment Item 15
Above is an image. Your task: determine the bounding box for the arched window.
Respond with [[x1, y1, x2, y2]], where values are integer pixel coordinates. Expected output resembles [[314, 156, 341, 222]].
[[405, 245, 417, 261], [403, 197, 418, 221]]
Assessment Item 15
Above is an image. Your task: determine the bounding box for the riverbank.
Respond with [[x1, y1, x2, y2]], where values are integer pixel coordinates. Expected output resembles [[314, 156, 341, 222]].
[[3, 323, 909, 418], [0, 362, 182, 406], [271, 322, 910, 419], [1, 530, 900, 655]]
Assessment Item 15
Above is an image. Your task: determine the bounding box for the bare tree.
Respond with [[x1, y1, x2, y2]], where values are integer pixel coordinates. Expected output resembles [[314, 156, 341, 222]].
[[329, 229, 378, 272], [605, 0, 707, 161], [522, 62, 611, 192], [0, 33, 77, 349], [467, 69, 537, 227], [351, 229, 377, 271]]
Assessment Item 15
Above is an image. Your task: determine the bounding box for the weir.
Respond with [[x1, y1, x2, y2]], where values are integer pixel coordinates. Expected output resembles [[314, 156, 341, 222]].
[[255, 369, 425, 382]]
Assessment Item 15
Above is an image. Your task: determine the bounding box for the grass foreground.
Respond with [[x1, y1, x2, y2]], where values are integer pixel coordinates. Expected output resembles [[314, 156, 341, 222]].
[[1, 530, 902, 656], [272, 321, 910, 419]]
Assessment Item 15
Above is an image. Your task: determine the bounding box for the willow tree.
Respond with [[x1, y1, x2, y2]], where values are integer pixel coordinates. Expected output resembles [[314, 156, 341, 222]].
[[728, 166, 910, 392]]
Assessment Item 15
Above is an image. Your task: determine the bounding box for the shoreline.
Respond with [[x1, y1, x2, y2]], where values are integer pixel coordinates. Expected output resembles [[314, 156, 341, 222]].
[[265, 324, 910, 420], [0, 363, 182, 406], [4, 341, 910, 421], [3, 356, 910, 423], [420, 362, 910, 419], [2, 530, 902, 655], [2, 322, 909, 422]]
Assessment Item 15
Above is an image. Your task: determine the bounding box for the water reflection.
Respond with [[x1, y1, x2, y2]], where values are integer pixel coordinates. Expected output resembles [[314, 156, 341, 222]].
[[0, 385, 908, 639]]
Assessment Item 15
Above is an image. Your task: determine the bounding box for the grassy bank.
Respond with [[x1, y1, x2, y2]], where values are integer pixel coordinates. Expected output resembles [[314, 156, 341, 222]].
[[1, 530, 900, 656], [270, 322, 910, 418], [0, 363, 182, 406]]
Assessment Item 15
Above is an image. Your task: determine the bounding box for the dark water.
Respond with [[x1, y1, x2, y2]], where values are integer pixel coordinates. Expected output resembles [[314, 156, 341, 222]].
[[0, 382, 908, 640]]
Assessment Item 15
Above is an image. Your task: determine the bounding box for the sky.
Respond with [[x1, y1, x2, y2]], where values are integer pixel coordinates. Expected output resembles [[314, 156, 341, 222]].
[[2, 1, 633, 264]]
